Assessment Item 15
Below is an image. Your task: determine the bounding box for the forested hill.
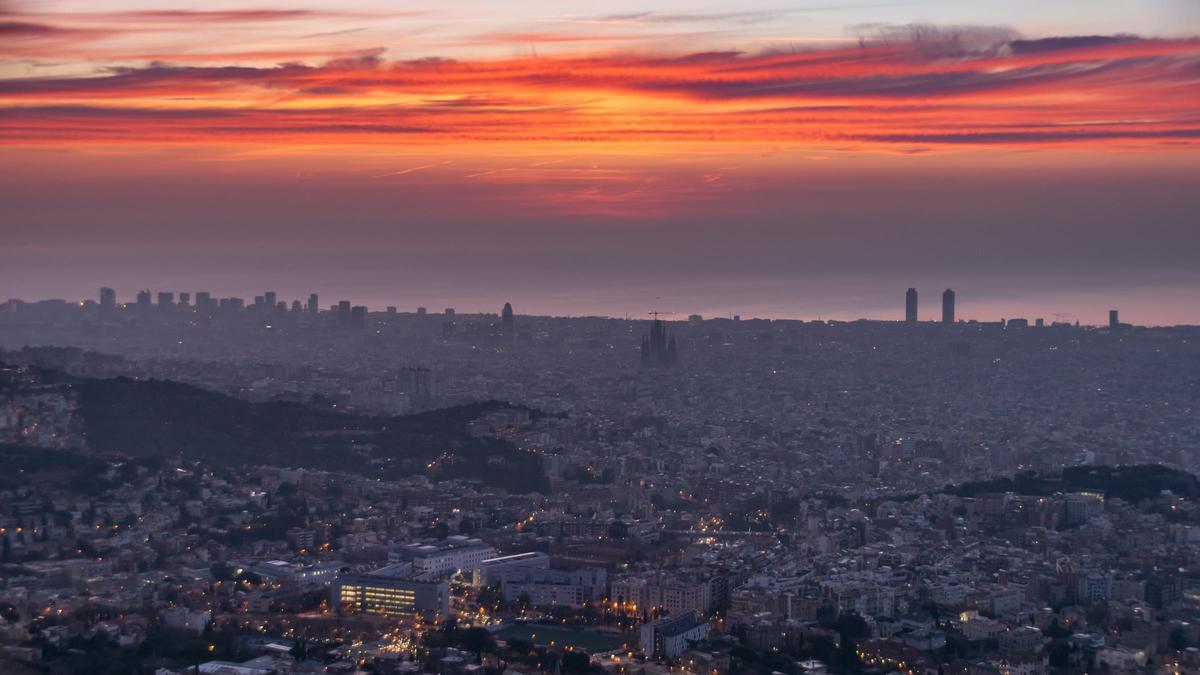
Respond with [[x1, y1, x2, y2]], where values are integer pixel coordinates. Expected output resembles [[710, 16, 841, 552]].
[[945, 464, 1200, 503], [3, 362, 550, 494]]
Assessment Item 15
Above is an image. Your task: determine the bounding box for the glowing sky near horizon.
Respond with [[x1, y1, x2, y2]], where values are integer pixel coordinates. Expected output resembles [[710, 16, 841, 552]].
[[1, 0, 1198, 323]]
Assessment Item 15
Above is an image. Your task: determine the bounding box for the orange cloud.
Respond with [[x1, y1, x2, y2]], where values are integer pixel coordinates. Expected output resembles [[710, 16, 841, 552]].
[[1, 35, 1197, 151]]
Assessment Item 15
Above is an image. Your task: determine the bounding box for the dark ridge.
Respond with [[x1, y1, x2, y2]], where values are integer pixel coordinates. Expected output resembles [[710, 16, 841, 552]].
[[945, 464, 1200, 503], [3, 363, 550, 494]]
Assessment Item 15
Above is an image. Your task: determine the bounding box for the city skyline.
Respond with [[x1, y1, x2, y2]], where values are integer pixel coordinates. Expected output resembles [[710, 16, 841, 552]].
[[3, 4, 1200, 672], [3, 284, 1157, 328], [2, 1, 1198, 325]]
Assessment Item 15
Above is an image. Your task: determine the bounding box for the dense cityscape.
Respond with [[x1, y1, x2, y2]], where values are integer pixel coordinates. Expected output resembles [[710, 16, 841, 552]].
[[0, 288, 1197, 675]]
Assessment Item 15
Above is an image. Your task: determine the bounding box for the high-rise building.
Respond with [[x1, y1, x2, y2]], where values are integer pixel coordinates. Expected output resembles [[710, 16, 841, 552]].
[[195, 292, 212, 313], [417, 307, 427, 316], [398, 367, 433, 406], [99, 287, 116, 309], [136, 289, 152, 308], [264, 291, 277, 311], [157, 291, 174, 308], [942, 288, 956, 324], [291, 300, 302, 313], [351, 305, 367, 329], [307, 293, 319, 314], [1109, 310, 1119, 329], [501, 302, 515, 345], [337, 300, 352, 328], [178, 292, 190, 306], [905, 288, 918, 323], [641, 317, 678, 368]]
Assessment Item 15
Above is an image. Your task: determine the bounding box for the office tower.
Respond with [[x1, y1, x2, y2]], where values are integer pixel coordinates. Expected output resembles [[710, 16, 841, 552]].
[[136, 290, 152, 308], [307, 293, 319, 314], [157, 291, 174, 308], [942, 288, 955, 324], [905, 288, 918, 323], [264, 291, 277, 311], [417, 307, 427, 316], [337, 300, 352, 328], [501, 302, 515, 345], [291, 300, 302, 313], [253, 295, 265, 309], [1109, 310, 1119, 329], [99, 287, 116, 309], [195, 292, 212, 313], [178, 292, 190, 306], [641, 317, 678, 368], [398, 367, 433, 406], [350, 305, 367, 329]]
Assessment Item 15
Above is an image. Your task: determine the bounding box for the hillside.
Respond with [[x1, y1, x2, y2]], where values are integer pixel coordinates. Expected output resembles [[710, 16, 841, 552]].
[[2, 362, 550, 494], [946, 464, 1200, 502]]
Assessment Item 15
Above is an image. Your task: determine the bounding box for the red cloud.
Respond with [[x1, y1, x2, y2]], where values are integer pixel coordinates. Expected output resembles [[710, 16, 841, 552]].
[[1, 35, 1197, 150]]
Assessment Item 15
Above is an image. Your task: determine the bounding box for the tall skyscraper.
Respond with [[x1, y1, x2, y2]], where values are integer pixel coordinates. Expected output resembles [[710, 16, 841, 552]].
[[99, 287, 116, 309], [338, 300, 352, 328], [641, 317, 678, 368], [905, 288, 918, 323], [136, 289, 152, 308], [264, 291, 277, 311], [398, 367, 433, 407], [1109, 310, 1119, 329], [307, 293, 319, 314], [942, 289, 955, 324], [350, 305, 367, 329], [195, 291, 212, 313], [501, 302, 515, 345]]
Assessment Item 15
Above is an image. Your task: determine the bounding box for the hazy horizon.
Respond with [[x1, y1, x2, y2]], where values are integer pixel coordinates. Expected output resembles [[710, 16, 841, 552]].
[[2, 0, 1198, 326]]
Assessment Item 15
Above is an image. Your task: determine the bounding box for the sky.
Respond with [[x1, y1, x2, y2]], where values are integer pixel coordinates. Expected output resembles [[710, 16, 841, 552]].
[[1, 0, 1198, 324]]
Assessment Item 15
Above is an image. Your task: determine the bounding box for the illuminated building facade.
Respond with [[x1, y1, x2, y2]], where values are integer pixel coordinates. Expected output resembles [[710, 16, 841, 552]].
[[332, 575, 448, 617]]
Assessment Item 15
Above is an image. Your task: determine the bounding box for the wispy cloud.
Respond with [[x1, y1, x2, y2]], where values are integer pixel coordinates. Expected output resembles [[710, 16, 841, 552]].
[[1, 31, 1197, 150]]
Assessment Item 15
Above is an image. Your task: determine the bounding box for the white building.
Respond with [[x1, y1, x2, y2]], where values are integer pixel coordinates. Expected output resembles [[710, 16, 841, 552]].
[[391, 536, 498, 577], [640, 611, 709, 660]]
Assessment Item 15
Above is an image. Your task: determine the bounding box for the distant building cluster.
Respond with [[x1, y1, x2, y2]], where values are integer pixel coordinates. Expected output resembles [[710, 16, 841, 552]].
[[0, 286, 1190, 675]]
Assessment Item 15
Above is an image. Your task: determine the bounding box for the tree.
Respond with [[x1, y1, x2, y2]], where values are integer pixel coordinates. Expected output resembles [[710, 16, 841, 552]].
[[478, 585, 505, 612], [459, 627, 497, 656], [561, 651, 591, 673]]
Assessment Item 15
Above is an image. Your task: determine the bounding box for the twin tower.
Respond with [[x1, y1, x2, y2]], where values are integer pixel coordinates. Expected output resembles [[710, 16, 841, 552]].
[[906, 288, 955, 324]]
